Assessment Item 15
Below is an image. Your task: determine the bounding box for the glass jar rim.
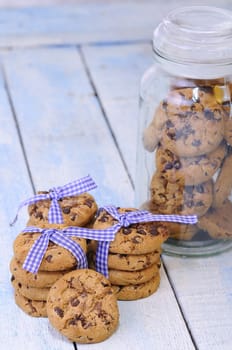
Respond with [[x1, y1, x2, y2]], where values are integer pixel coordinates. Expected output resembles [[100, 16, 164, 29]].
[[153, 6, 232, 77]]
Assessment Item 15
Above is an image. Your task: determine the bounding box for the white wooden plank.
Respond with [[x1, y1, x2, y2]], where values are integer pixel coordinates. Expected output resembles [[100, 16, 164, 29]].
[[2, 46, 133, 207], [0, 72, 73, 349], [163, 253, 232, 350], [82, 43, 153, 183], [2, 46, 196, 349], [0, 0, 230, 47]]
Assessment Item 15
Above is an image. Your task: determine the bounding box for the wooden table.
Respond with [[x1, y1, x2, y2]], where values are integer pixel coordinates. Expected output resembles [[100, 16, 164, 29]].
[[1, 1, 232, 349]]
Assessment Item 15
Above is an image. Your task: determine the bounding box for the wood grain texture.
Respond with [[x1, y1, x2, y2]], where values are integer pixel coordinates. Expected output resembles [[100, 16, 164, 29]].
[[2, 46, 134, 207], [0, 0, 230, 47], [82, 43, 153, 183], [163, 253, 232, 350], [0, 71, 73, 349]]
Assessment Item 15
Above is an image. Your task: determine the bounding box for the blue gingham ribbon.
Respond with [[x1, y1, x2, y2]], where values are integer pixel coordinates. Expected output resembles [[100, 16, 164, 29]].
[[94, 206, 198, 277], [21, 207, 198, 277], [10, 175, 97, 226], [21, 225, 116, 274]]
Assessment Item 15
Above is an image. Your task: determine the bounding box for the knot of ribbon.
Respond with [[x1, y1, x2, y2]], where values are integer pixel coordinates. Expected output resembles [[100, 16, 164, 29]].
[[94, 206, 198, 277], [21, 224, 117, 274], [10, 175, 97, 226]]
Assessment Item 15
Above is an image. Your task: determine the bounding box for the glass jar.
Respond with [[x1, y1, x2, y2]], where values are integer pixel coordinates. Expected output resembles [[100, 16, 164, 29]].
[[136, 6, 232, 256]]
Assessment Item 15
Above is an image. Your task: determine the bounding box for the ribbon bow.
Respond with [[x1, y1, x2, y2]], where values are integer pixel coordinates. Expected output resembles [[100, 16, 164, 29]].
[[11, 175, 97, 225], [94, 206, 198, 277], [22, 225, 116, 274]]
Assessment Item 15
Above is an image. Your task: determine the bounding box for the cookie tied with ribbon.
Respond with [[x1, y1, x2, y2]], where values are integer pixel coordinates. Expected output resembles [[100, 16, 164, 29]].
[[93, 206, 198, 277], [11, 175, 98, 227], [15, 225, 117, 274]]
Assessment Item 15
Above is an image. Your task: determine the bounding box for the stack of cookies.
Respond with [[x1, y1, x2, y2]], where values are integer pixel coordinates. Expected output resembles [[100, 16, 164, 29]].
[[143, 81, 232, 240], [89, 207, 169, 300], [10, 191, 98, 317]]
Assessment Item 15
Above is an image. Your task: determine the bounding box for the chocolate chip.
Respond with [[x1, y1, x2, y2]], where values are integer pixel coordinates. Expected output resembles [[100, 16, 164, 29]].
[[70, 214, 76, 221], [67, 277, 75, 289], [167, 131, 176, 140], [98, 214, 109, 222], [132, 235, 143, 243], [54, 307, 64, 318], [119, 254, 127, 258], [63, 207, 71, 214], [122, 228, 132, 235], [45, 255, 52, 263], [192, 139, 201, 147], [196, 201, 204, 206], [70, 297, 80, 307], [137, 228, 147, 235], [182, 124, 194, 136], [11, 275, 15, 282], [166, 120, 174, 128], [18, 282, 22, 288], [204, 109, 215, 120], [101, 281, 110, 287], [195, 184, 204, 193], [69, 314, 91, 329], [164, 162, 173, 170], [35, 211, 43, 219], [84, 199, 93, 208], [150, 227, 158, 236], [185, 186, 194, 194], [27, 301, 37, 314], [162, 99, 168, 110], [68, 318, 77, 326], [98, 310, 111, 325]]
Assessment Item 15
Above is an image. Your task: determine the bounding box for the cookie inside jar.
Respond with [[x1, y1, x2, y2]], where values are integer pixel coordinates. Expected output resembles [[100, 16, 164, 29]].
[[135, 6, 232, 256]]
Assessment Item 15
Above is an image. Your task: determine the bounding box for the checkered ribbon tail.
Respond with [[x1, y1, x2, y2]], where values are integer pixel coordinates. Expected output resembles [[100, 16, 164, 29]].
[[21, 225, 119, 275], [10, 175, 97, 226], [94, 206, 198, 277]]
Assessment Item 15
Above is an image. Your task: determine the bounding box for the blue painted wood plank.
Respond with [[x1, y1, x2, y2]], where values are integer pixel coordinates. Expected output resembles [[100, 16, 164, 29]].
[[0, 1, 230, 47], [2, 46, 134, 207], [0, 71, 73, 349], [82, 43, 153, 184]]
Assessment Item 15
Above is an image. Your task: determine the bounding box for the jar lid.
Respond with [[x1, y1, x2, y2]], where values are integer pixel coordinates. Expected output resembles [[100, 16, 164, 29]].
[[153, 6, 232, 78]]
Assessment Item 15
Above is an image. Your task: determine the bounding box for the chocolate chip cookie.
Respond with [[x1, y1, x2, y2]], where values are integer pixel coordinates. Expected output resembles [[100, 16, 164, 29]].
[[160, 87, 225, 156], [14, 290, 47, 317], [10, 257, 73, 288], [87, 240, 161, 271], [112, 274, 160, 301], [27, 192, 97, 228], [11, 275, 49, 301], [93, 208, 169, 255], [46, 269, 119, 343], [156, 142, 226, 185], [13, 231, 87, 271], [198, 199, 232, 239], [143, 102, 167, 152], [108, 263, 159, 286], [150, 173, 213, 217]]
